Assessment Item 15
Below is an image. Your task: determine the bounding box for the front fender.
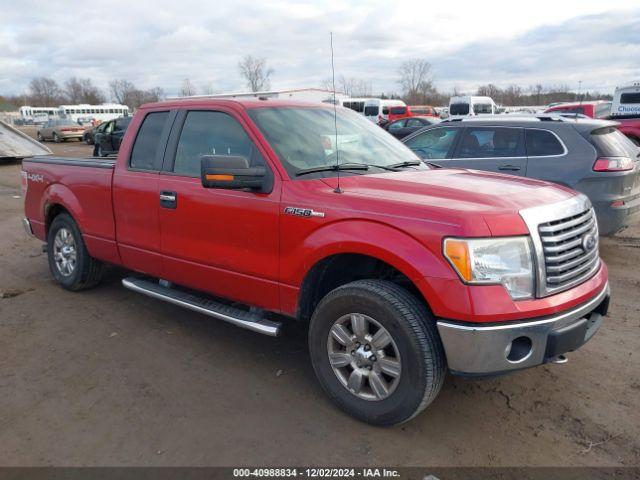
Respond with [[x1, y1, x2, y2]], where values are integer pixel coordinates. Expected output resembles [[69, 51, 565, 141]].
[[280, 219, 458, 314]]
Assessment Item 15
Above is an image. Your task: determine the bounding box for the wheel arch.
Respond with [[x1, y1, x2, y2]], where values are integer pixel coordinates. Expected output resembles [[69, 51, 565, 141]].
[[292, 222, 454, 322]]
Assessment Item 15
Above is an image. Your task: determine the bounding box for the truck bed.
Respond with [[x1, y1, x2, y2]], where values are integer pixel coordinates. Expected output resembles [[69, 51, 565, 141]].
[[22, 155, 119, 265]]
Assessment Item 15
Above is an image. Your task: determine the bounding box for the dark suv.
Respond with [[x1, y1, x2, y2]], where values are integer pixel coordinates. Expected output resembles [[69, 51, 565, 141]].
[[402, 116, 640, 235]]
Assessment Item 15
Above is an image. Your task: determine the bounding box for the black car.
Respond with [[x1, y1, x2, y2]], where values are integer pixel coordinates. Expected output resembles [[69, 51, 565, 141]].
[[93, 116, 131, 157], [401, 115, 640, 235], [384, 116, 440, 139]]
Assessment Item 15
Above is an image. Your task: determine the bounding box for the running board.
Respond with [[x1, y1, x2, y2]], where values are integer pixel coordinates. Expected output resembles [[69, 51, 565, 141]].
[[121, 277, 282, 336]]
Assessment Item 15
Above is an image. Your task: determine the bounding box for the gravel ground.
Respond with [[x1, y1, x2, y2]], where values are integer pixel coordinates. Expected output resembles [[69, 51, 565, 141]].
[[0, 134, 638, 466]]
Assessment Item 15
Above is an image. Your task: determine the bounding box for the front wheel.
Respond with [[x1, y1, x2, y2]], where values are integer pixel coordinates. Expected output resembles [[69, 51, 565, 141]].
[[47, 213, 103, 291], [309, 280, 446, 426]]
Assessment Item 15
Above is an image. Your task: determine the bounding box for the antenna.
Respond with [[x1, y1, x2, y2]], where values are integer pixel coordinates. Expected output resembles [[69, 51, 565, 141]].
[[330, 32, 342, 194]]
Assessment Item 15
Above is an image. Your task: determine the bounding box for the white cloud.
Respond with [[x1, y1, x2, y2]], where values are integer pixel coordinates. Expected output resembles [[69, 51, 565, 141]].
[[0, 0, 638, 98]]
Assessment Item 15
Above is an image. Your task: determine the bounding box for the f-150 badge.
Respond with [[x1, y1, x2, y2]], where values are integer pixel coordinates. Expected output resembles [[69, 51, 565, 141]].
[[284, 206, 325, 218]]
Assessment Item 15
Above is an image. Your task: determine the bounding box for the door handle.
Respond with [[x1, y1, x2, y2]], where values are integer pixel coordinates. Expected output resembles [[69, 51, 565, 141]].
[[160, 191, 177, 209], [498, 164, 521, 171]]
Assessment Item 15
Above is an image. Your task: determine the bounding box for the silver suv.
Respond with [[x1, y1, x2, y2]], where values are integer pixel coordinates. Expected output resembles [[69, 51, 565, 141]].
[[402, 115, 640, 235]]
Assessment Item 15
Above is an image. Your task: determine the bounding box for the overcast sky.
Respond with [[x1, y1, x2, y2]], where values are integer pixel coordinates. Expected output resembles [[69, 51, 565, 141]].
[[1, 0, 639, 99]]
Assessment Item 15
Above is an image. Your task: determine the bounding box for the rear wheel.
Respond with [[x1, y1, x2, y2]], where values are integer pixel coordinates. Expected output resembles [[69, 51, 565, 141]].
[[53, 133, 61, 143], [37, 132, 44, 142], [47, 213, 103, 291], [309, 279, 446, 426]]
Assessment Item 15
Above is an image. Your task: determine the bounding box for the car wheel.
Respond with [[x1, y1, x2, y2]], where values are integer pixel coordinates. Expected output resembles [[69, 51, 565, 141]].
[[309, 279, 446, 426], [85, 136, 93, 145], [97, 144, 104, 157], [47, 213, 104, 291], [37, 132, 44, 142], [53, 133, 61, 143]]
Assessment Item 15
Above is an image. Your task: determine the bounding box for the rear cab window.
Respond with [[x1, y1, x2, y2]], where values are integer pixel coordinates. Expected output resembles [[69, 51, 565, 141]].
[[449, 103, 470, 115], [364, 106, 379, 116], [129, 111, 170, 170]]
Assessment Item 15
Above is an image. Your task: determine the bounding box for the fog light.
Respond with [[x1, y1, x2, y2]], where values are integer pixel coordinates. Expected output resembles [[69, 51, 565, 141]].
[[506, 336, 533, 363]]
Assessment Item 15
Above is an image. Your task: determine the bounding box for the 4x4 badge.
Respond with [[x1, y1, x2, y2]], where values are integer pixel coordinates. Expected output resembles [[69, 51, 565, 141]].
[[284, 206, 325, 218]]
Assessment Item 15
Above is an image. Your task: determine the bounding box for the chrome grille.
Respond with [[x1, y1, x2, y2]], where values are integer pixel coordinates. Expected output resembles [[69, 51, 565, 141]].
[[538, 208, 600, 293]]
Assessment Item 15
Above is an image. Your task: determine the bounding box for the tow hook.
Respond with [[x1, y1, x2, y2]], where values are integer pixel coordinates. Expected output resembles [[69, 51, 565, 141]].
[[550, 354, 568, 364]]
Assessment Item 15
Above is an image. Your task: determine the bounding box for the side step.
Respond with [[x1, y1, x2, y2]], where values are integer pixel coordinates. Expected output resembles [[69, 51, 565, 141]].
[[122, 277, 282, 336]]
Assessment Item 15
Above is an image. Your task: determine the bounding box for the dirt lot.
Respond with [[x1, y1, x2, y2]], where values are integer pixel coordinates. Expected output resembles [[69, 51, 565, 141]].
[[0, 136, 639, 467]]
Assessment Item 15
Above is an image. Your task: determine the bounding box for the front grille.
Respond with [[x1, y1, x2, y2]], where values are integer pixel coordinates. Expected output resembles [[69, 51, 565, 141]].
[[538, 208, 600, 293]]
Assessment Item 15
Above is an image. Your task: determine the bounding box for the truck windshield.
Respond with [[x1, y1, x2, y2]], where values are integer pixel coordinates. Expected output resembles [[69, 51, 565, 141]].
[[248, 107, 424, 178], [449, 103, 470, 115]]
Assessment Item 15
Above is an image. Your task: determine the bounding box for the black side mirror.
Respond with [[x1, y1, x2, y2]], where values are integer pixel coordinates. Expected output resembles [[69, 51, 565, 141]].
[[200, 155, 272, 193]]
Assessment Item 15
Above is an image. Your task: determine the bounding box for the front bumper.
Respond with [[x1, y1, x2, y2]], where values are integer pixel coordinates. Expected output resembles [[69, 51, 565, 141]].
[[436, 282, 610, 376]]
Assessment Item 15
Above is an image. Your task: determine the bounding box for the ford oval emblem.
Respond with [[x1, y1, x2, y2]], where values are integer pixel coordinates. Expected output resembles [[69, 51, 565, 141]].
[[582, 234, 596, 251]]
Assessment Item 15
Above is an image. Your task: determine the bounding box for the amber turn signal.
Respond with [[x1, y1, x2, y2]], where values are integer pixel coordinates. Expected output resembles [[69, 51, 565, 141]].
[[443, 239, 472, 282], [205, 174, 235, 182]]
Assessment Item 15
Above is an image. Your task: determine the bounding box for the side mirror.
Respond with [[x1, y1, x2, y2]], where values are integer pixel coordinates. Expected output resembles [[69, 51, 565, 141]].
[[200, 155, 271, 193]]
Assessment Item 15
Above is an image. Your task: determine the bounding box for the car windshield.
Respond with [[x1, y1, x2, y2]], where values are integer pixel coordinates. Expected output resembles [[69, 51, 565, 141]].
[[449, 103, 470, 115], [248, 106, 424, 178]]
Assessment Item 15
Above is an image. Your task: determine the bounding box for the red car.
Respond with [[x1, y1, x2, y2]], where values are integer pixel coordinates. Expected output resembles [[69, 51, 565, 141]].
[[544, 101, 612, 119], [21, 98, 610, 425], [545, 101, 640, 146], [387, 105, 438, 122]]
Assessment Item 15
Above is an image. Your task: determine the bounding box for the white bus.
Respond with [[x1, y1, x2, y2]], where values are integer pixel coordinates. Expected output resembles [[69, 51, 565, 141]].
[[363, 99, 406, 123], [58, 104, 130, 124], [19, 106, 59, 124]]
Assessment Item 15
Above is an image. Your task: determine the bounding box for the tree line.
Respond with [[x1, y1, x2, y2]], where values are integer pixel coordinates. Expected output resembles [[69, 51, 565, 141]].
[[1, 56, 612, 111], [1, 77, 165, 110]]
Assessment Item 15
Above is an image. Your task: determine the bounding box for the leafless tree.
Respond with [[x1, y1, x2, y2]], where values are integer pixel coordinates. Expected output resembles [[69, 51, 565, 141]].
[[180, 78, 196, 97], [238, 55, 274, 92], [398, 59, 434, 104], [109, 79, 136, 104], [28, 77, 64, 106], [64, 77, 105, 104]]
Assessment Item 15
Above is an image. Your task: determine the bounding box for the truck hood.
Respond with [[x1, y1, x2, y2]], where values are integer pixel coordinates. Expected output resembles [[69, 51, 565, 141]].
[[332, 168, 574, 211], [320, 168, 577, 235]]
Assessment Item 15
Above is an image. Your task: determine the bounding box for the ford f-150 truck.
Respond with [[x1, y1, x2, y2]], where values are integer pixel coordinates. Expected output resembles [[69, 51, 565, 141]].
[[21, 99, 610, 425]]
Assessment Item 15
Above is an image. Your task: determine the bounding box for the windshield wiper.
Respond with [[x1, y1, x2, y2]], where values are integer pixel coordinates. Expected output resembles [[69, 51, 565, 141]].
[[386, 160, 422, 169], [296, 163, 369, 176]]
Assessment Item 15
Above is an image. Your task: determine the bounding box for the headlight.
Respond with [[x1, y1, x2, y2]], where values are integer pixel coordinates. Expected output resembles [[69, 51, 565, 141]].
[[443, 237, 534, 300]]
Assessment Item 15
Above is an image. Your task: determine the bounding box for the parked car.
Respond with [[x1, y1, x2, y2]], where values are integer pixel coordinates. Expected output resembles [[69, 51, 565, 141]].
[[387, 105, 438, 122], [93, 116, 131, 157], [402, 116, 640, 235], [544, 101, 612, 119], [22, 99, 610, 425], [36, 119, 85, 143], [384, 116, 440, 138]]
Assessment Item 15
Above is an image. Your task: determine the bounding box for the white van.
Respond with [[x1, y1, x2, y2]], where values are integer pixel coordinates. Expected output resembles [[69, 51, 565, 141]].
[[448, 96, 498, 119], [363, 99, 406, 123], [611, 81, 640, 117], [338, 98, 369, 115]]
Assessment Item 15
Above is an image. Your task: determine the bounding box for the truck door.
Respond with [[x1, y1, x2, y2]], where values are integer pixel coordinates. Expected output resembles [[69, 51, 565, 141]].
[[158, 109, 281, 311], [447, 126, 527, 176], [112, 110, 175, 278]]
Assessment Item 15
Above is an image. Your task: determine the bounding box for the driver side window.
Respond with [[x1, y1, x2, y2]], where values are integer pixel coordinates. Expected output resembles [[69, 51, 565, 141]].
[[173, 111, 267, 177], [404, 127, 460, 159]]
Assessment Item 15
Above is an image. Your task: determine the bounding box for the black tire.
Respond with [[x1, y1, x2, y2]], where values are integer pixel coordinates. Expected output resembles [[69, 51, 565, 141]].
[[309, 279, 446, 426], [53, 133, 61, 143], [37, 132, 44, 142], [47, 213, 103, 291], [85, 135, 93, 145]]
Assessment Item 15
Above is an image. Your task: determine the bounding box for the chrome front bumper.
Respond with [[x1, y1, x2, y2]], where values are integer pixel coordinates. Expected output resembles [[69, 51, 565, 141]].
[[436, 283, 610, 376]]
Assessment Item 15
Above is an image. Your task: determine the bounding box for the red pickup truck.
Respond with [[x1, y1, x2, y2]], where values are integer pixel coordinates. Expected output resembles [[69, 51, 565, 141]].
[[22, 99, 610, 425]]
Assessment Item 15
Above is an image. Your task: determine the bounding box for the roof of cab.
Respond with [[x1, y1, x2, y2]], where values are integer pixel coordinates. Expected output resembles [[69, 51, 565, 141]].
[[139, 97, 331, 111]]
